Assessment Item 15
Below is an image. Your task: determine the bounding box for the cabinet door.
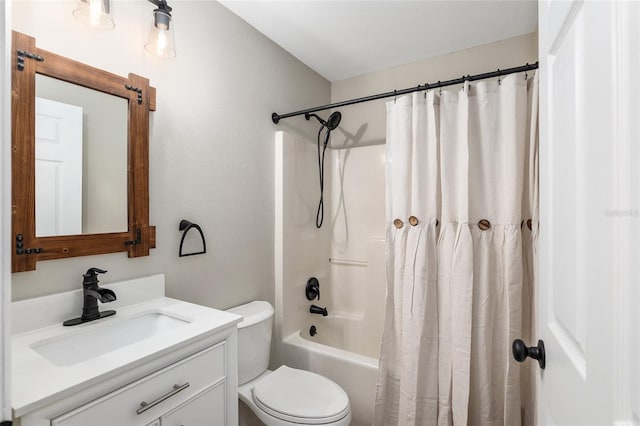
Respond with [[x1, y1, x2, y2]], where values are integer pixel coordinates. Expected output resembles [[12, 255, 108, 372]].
[[161, 381, 226, 426], [51, 344, 225, 426]]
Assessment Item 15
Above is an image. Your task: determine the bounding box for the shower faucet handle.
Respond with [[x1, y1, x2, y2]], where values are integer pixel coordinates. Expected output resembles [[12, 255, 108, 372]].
[[306, 277, 320, 301]]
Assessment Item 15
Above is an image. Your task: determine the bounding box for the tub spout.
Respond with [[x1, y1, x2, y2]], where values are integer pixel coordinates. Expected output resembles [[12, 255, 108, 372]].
[[310, 305, 328, 316]]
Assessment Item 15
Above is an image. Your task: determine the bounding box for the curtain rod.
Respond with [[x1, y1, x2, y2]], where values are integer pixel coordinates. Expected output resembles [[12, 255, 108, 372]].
[[271, 61, 538, 124]]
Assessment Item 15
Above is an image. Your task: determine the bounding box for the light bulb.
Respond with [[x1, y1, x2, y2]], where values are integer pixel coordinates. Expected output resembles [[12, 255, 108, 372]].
[[145, 10, 176, 58], [73, 0, 115, 30], [144, 2, 176, 58], [156, 30, 167, 56]]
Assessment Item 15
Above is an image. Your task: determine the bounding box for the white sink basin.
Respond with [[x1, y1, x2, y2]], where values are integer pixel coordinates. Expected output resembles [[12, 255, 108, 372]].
[[30, 312, 190, 366]]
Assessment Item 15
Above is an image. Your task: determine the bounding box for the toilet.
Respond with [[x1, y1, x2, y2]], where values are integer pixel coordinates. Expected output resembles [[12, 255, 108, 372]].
[[227, 301, 352, 426]]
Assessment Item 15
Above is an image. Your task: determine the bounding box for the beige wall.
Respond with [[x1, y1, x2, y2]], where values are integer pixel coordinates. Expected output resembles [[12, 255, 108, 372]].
[[330, 32, 538, 147], [11, 0, 330, 309]]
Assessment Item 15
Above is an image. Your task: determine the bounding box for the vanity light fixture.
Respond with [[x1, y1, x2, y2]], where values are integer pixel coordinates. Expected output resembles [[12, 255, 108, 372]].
[[144, 0, 176, 58], [72, 0, 115, 30]]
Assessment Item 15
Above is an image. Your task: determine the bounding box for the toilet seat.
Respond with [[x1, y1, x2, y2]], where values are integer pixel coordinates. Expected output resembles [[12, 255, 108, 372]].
[[251, 366, 350, 425]]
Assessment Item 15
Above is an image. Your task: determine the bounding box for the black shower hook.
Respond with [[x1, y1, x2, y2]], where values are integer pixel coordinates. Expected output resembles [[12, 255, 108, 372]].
[[178, 219, 207, 257]]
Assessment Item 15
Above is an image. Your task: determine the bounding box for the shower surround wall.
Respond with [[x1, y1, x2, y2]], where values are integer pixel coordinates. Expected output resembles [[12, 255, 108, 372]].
[[274, 131, 387, 358], [324, 144, 386, 358]]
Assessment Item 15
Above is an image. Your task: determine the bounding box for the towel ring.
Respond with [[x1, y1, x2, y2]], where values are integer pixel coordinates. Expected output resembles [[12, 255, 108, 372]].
[[178, 219, 207, 257]]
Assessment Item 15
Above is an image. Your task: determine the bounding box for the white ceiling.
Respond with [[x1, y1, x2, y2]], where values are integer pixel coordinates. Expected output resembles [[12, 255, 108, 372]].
[[218, 1, 538, 82]]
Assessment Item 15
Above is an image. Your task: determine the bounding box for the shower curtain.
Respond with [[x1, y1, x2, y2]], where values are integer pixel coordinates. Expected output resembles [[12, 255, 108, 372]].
[[374, 72, 538, 426]]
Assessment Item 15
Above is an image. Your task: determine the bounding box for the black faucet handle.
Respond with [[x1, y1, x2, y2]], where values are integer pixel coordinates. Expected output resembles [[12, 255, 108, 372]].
[[306, 277, 320, 301], [83, 268, 108, 286], [84, 267, 107, 276]]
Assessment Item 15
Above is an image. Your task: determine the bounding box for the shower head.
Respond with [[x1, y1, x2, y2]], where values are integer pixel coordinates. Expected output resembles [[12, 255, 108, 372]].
[[326, 111, 342, 130], [305, 111, 342, 131]]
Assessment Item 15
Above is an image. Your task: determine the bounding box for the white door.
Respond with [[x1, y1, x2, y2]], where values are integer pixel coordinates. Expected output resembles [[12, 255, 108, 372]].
[[538, 1, 640, 424], [35, 97, 83, 236]]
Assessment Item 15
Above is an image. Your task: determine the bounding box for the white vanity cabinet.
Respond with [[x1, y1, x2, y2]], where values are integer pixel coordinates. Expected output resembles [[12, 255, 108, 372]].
[[50, 343, 229, 426], [12, 275, 242, 426], [17, 330, 238, 426]]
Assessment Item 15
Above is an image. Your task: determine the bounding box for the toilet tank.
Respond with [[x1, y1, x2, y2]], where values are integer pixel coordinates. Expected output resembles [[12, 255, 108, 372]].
[[227, 301, 274, 385]]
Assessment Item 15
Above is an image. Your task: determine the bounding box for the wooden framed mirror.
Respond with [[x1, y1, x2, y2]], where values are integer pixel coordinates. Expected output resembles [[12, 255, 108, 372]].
[[11, 31, 156, 272]]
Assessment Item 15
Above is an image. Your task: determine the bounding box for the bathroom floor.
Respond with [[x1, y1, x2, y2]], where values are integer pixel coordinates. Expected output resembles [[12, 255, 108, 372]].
[[239, 400, 266, 426]]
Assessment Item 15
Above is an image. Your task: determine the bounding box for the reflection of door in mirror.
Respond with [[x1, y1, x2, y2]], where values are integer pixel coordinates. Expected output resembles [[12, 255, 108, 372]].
[[35, 74, 128, 236], [35, 97, 83, 236]]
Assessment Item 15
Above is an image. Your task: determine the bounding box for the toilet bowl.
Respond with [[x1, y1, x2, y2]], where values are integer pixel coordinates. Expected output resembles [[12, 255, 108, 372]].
[[228, 301, 351, 426]]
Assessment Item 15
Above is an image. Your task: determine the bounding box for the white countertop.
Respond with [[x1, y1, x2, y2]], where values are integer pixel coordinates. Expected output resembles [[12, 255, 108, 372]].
[[11, 274, 242, 417]]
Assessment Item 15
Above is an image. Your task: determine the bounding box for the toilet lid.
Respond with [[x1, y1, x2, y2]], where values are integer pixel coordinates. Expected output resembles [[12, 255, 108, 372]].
[[252, 366, 350, 424]]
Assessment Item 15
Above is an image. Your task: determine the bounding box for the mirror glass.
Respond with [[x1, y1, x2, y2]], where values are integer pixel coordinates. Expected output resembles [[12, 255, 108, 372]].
[[35, 74, 128, 237]]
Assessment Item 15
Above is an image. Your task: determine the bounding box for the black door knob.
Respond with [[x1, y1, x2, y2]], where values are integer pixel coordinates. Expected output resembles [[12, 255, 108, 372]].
[[512, 339, 546, 369]]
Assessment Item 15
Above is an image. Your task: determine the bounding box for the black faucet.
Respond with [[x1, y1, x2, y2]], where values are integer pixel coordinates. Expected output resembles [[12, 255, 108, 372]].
[[63, 268, 117, 326], [309, 305, 328, 316]]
